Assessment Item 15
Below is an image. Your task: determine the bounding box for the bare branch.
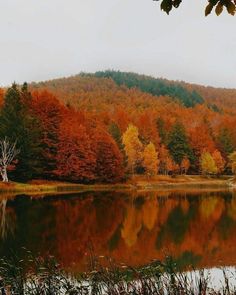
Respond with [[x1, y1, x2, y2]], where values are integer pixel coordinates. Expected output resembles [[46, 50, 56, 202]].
[[0, 138, 20, 182]]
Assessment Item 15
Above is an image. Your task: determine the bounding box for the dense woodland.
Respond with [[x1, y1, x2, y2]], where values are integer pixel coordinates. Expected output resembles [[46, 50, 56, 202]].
[[1, 71, 236, 183]]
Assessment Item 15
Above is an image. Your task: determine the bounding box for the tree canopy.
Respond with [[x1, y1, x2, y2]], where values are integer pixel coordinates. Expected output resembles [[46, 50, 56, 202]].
[[155, 0, 236, 16], [94, 71, 204, 108], [1, 72, 236, 182]]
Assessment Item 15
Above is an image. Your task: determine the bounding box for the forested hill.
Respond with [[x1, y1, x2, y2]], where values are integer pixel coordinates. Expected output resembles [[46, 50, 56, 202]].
[[1, 71, 236, 183], [30, 71, 236, 112], [92, 71, 204, 108], [31, 71, 204, 108]]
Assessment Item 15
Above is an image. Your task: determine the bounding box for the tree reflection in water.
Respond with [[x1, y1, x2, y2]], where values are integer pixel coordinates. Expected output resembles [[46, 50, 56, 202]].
[[0, 198, 15, 240], [0, 190, 236, 274]]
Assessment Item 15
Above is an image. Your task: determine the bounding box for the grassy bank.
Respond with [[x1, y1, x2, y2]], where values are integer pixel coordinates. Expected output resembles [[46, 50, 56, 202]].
[[128, 174, 232, 190], [0, 175, 232, 195], [0, 252, 235, 294], [0, 180, 132, 195]]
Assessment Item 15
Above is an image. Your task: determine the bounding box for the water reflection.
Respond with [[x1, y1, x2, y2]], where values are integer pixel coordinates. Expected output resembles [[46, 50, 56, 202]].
[[0, 198, 16, 240], [0, 190, 236, 273]]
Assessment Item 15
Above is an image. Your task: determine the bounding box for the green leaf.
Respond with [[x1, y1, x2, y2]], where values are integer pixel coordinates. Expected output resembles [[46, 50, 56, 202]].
[[215, 2, 224, 15], [205, 2, 214, 16]]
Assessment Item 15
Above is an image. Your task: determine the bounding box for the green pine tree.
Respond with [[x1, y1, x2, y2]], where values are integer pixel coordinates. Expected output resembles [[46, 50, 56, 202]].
[[217, 128, 234, 156], [168, 121, 193, 165], [108, 122, 127, 170], [0, 83, 43, 181], [156, 117, 167, 144], [108, 122, 123, 150]]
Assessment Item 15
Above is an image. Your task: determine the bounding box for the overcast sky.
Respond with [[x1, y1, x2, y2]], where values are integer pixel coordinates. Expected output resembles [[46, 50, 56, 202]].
[[0, 0, 235, 88]]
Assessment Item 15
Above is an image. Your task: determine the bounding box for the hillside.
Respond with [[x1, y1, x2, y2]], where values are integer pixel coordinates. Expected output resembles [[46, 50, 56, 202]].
[[0, 71, 235, 183], [30, 70, 236, 112]]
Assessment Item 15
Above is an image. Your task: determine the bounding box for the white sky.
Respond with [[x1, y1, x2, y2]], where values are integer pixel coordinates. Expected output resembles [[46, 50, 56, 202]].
[[0, 0, 235, 88]]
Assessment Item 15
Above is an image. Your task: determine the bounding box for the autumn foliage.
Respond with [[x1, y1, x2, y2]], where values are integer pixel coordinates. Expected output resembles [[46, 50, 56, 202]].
[[1, 71, 236, 182], [55, 117, 96, 182], [143, 142, 159, 176]]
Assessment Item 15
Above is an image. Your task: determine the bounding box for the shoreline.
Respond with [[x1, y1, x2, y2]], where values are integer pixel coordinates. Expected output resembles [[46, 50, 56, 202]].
[[0, 175, 233, 195]]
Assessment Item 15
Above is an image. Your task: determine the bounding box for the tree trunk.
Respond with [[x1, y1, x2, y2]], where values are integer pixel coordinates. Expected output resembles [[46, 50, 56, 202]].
[[1, 167, 8, 182]]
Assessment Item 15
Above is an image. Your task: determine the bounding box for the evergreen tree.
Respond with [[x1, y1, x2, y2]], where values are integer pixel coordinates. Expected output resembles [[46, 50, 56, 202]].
[[167, 122, 193, 165], [217, 128, 234, 156], [108, 122, 123, 149], [108, 121, 127, 169], [156, 118, 167, 144], [0, 83, 43, 181], [94, 71, 204, 107], [0, 83, 22, 139]]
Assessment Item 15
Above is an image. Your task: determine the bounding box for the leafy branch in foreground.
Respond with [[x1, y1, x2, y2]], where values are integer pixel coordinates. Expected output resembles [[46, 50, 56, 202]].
[[154, 0, 236, 16]]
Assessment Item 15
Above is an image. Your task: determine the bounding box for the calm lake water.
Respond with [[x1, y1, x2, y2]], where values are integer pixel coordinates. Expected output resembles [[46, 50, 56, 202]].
[[0, 189, 236, 274]]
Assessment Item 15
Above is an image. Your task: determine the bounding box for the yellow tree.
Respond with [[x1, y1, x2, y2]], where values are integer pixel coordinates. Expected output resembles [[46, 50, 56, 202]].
[[200, 151, 217, 175], [143, 142, 159, 177], [212, 149, 225, 175], [180, 156, 190, 174], [122, 124, 143, 174]]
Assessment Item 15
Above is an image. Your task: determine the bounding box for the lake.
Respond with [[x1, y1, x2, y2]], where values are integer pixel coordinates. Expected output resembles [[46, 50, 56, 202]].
[[0, 189, 236, 274]]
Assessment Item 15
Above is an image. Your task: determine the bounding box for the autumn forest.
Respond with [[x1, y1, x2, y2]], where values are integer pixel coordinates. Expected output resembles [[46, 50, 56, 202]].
[[1, 70, 236, 184]]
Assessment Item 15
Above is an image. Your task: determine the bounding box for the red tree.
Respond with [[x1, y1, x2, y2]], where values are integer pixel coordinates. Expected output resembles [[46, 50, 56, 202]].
[[31, 90, 66, 177], [55, 117, 96, 183], [92, 129, 124, 183]]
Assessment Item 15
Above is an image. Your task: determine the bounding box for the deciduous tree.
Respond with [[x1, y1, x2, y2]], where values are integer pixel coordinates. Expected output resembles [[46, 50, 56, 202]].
[[0, 138, 20, 182], [229, 152, 236, 176], [55, 119, 96, 183], [180, 156, 190, 174], [122, 124, 143, 174], [143, 142, 159, 177], [212, 149, 225, 175], [200, 151, 217, 175], [166, 155, 176, 175], [93, 129, 124, 183], [31, 90, 66, 178]]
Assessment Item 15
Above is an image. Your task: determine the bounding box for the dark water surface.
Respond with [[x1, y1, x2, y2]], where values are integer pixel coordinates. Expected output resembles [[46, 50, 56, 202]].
[[0, 189, 236, 273]]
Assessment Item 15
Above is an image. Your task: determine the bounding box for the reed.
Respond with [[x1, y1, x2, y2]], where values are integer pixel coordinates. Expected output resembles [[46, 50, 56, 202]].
[[0, 251, 235, 294]]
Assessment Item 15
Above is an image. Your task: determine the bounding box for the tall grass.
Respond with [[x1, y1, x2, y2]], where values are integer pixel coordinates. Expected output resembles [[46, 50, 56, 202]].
[[0, 251, 235, 294]]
